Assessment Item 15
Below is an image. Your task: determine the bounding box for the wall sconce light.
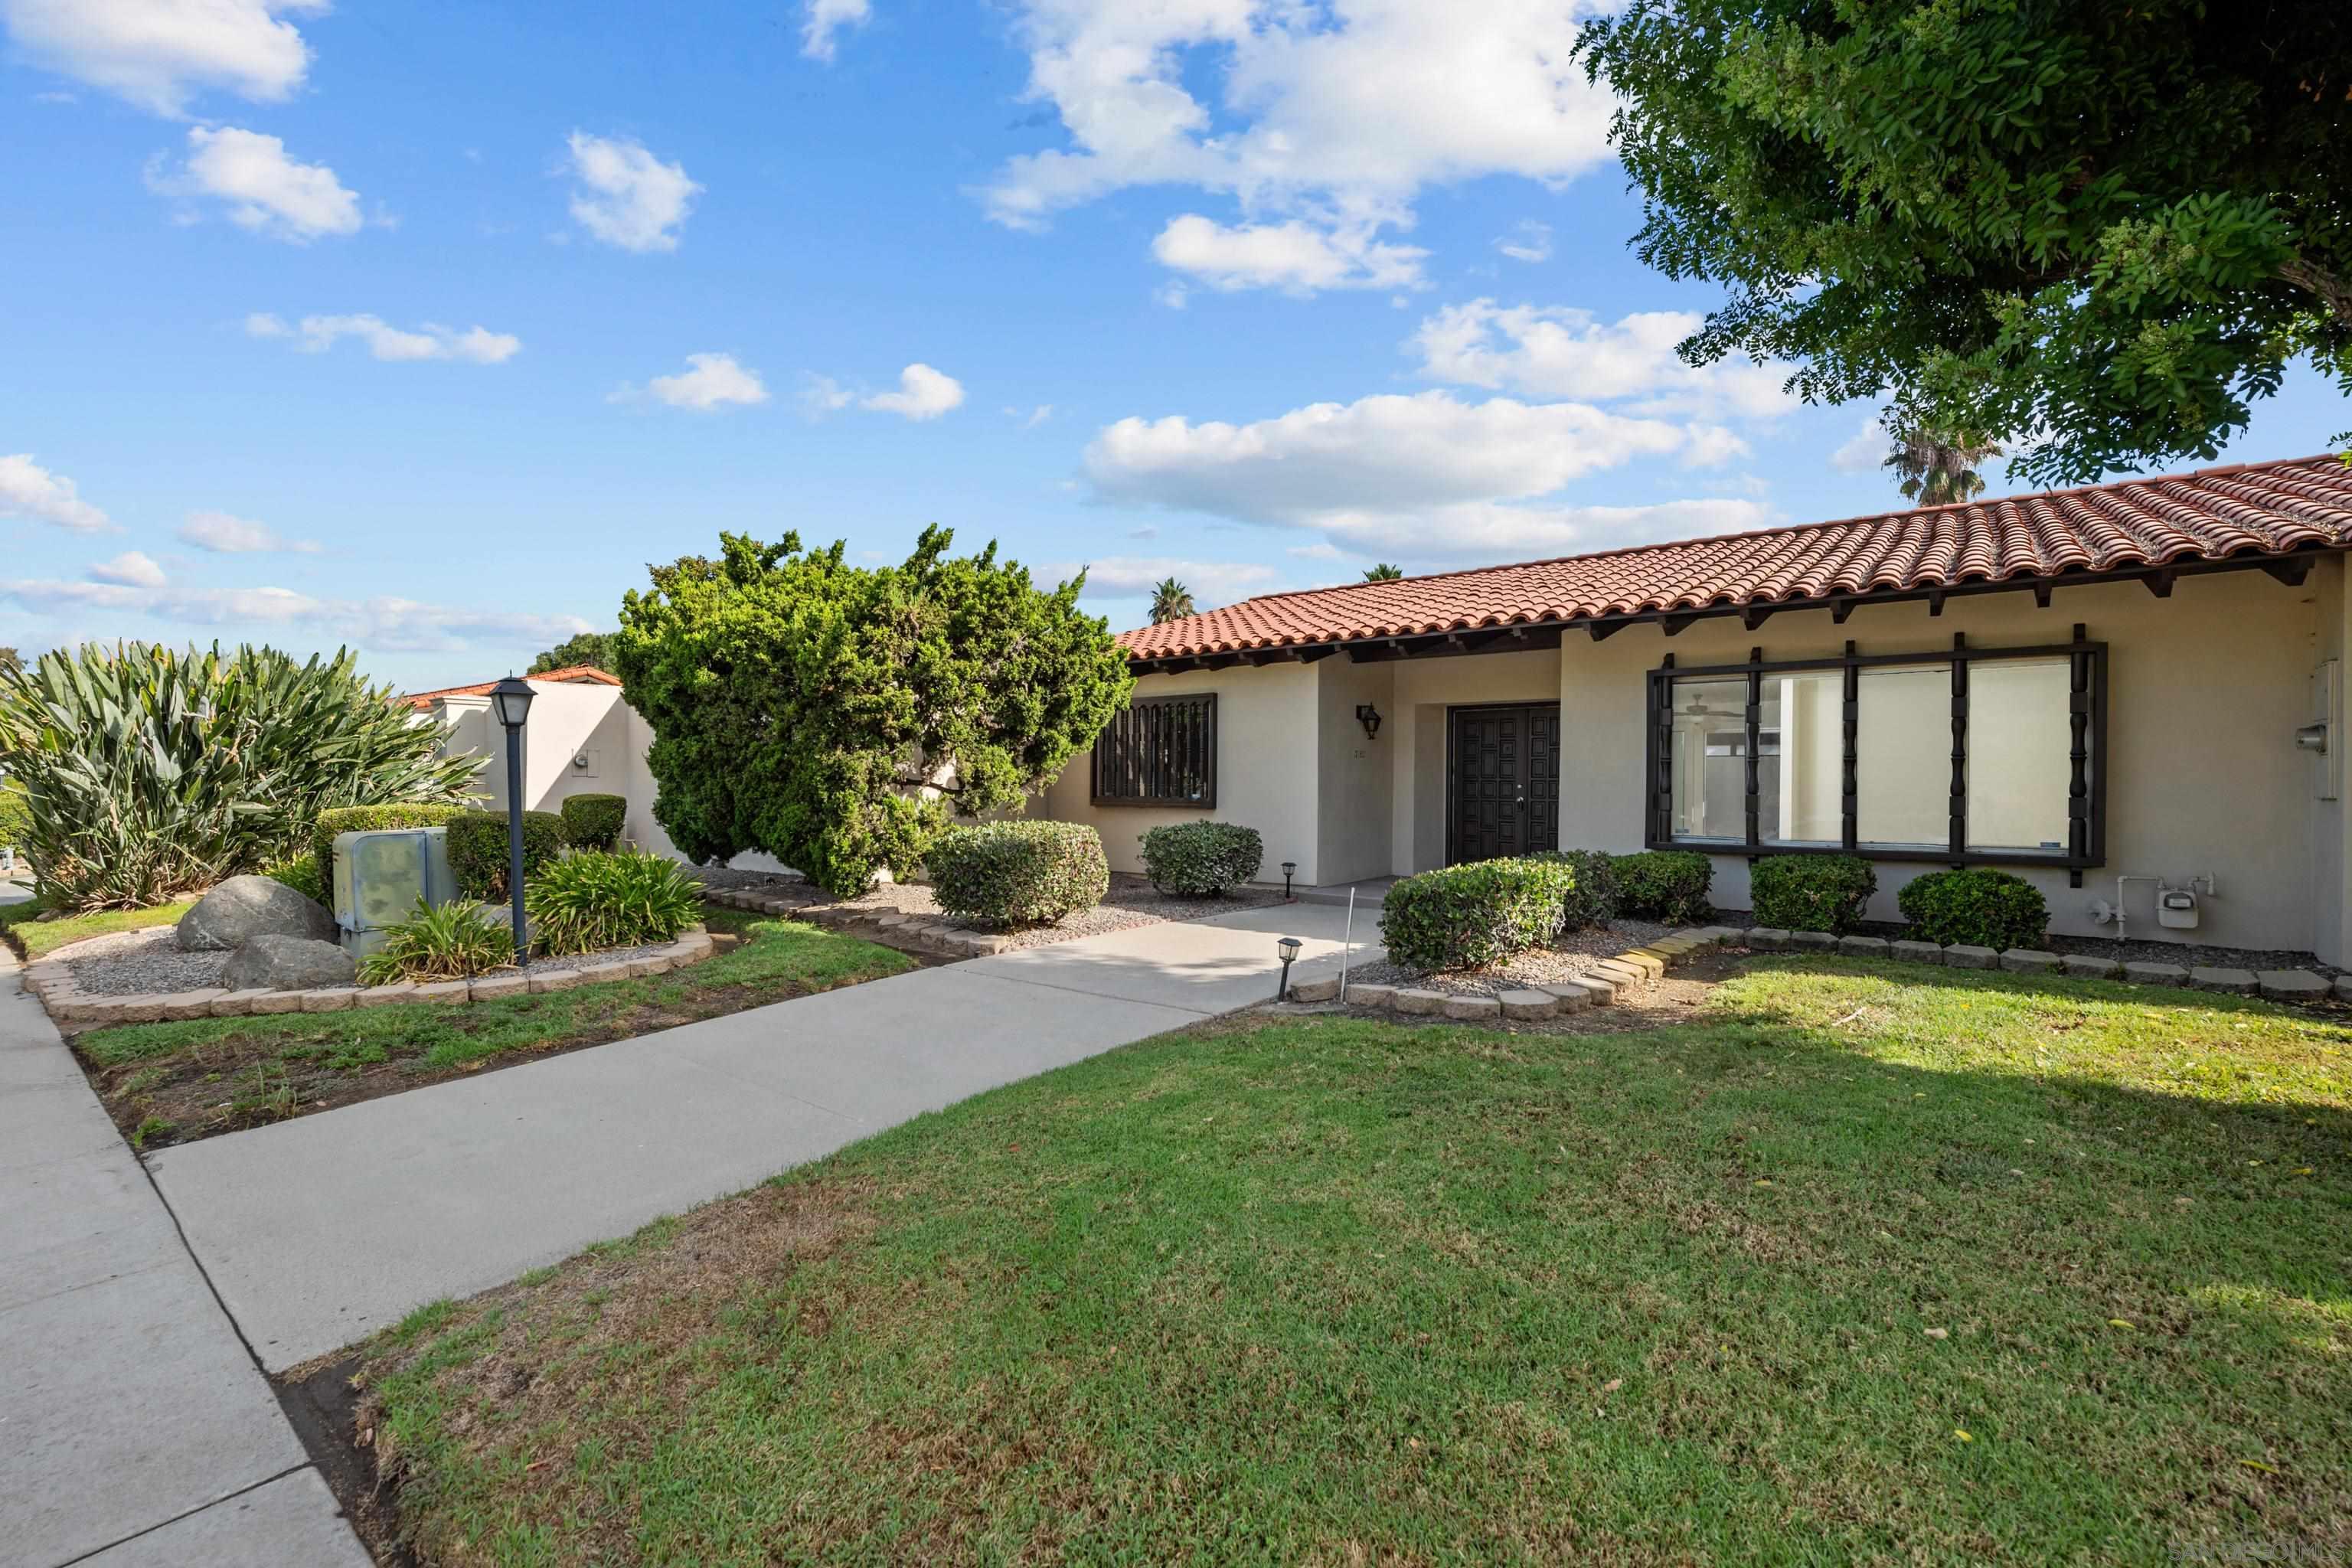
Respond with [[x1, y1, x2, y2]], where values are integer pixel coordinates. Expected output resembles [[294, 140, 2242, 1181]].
[[1280, 861, 1296, 899], [1354, 703, 1383, 740], [2295, 722, 2329, 753], [1276, 936, 1302, 999]]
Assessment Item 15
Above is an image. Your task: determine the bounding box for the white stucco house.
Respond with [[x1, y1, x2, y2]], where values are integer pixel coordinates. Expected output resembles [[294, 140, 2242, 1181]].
[[412, 452, 2352, 964]]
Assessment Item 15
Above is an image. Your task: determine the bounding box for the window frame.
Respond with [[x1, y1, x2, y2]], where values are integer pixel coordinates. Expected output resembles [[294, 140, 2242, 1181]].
[[1644, 626, 2107, 884], [1089, 692, 1219, 808]]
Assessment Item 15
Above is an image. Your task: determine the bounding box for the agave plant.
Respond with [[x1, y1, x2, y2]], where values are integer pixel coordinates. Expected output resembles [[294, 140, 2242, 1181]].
[[0, 642, 482, 910]]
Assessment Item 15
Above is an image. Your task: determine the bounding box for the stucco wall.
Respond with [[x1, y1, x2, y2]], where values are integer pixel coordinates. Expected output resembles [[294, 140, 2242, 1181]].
[[1315, 657, 1396, 886], [431, 681, 681, 860], [1557, 569, 2325, 949]]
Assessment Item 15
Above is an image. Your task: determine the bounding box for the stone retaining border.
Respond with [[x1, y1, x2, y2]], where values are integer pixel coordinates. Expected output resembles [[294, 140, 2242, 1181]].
[[21, 925, 717, 1031], [700, 887, 1020, 959], [1285, 924, 2346, 1024]]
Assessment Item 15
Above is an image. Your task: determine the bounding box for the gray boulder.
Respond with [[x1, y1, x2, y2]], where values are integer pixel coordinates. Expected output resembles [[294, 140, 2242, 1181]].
[[178, 874, 337, 952], [221, 934, 358, 991]]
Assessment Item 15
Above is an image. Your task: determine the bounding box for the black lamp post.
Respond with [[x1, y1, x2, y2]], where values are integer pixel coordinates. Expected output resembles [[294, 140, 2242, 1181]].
[[1281, 861, 1296, 900], [1276, 936, 1302, 999], [488, 675, 536, 962]]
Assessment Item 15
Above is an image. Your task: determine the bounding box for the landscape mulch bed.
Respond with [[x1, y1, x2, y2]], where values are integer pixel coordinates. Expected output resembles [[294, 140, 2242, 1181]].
[[1344, 916, 1677, 998]]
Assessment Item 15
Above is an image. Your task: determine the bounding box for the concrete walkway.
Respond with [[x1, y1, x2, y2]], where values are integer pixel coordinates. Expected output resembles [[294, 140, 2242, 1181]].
[[152, 900, 1380, 1374], [0, 947, 371, 1566]]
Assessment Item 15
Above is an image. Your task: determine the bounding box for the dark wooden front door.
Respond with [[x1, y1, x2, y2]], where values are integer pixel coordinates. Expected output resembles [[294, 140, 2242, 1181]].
[[1449, 704, 1561, 863]]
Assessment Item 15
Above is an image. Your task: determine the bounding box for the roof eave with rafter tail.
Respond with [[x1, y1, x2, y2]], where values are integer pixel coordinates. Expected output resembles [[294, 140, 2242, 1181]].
[[1115, 453, 2352, 666]]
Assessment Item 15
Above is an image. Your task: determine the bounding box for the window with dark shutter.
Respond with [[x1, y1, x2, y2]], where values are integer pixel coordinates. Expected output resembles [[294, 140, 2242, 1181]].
[[1089, 694, 1217, 807]]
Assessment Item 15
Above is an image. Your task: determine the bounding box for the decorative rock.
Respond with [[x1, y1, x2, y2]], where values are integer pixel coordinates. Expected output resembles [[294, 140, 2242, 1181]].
[[1442, 994, 1503, 1021], [1744, 928, 1792, 951], [2060, 953, 2122, 979], [298, 987, 358, 1013], [470, 973, 530, 1001], [1789, 930, 1838, 952], [156, 988, 228, 1021], [2336, 975, 2352, 1003], [2123, 961, 2190, 987], [1391, 988, 1447, 1016], [220, 934, 356, 992], [1497, 988, 1558, 1020], [1943, 945, 1999, 970], [1344, 982, 1396, 1008], [410, 980, 471, 1004], [353, 982, 419, 1008], [176, 874, 335, 952], [2257, 969, 2330, 1001], [1890, 939, 1945, 965], [1999, 949, 2062, 975], [1539, 980, 1595, 1011], [1838, 935, 1890, 958], [211, 988, 275, 1016], [1289, 975, 1340, 1003], [2189, 966, 2258, 995]]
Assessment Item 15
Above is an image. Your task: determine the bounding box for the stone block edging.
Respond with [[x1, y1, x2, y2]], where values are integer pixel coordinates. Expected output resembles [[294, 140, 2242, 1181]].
[[1756, 930, 2332, 1001], [701, 887, 1018, 959], [23, 925, 717, 1031], [1291, 926, 1743, 1023]]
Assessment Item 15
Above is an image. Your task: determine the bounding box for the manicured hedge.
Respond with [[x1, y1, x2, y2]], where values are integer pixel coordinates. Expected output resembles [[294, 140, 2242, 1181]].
[[1380, 856, 1576, 973], [927, 821, 1109, 929], [1535, 848, 1619, 930], [1139, 820, 1263, 897], [1750, 853, 1878, 934], [312, 802, 472, 879], [1896, 867, 2049, 951], [559, 793, 629, 851], [1607, 850, 1713, 924], [446, 808, 567, 900], [525, 850, 704, 956]]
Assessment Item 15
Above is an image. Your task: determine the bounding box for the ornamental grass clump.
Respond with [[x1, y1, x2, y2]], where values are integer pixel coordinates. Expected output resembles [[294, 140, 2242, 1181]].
[[1897, 867, 2049, 951], [524, 851, 704, 956], [1380, 856, 1577, 973], [1138, 820, 1263, 896], [926, 821, 1109, 929], [1751, 853, 1878, 935], [358, 899, 515, 985]]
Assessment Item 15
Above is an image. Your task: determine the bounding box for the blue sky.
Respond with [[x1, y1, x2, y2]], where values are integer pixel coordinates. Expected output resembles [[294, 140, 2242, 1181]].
[[5, 0, 2348, 693]]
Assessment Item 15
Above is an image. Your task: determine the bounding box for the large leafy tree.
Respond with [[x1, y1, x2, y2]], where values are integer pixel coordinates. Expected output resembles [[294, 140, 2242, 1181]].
[[615, 527, 1134, 897], [527, 630, 621, 675], [1579, 1, 2352, 485]]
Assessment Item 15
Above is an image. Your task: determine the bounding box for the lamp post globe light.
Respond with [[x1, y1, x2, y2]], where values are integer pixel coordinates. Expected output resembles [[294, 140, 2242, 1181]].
[[488, 675, 536, 965]]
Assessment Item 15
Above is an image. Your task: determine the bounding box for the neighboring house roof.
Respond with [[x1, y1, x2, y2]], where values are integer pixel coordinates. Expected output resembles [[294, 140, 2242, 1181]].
[[399, 665, 622, 711], [1116, 452, 2352, 665]]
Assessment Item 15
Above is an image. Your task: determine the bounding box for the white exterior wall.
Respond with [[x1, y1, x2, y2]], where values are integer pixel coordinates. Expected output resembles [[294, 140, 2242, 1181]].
[[429, 680, 681, 860]]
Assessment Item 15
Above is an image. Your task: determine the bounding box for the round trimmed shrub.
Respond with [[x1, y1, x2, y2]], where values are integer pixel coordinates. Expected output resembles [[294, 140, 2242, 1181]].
[[525, 850, 704, 956], [446, 808, 567, 900], [1380, 856, 1577, 973], [927, 821, 1109, 929], [1534, 848, 1619, 930], [559, 792, 629, 851], [1607, 850, 1713, 924], [1896, 867, 2048, 951], [1139, 820, 1263, 897], [1750, 853, 1878, 934]]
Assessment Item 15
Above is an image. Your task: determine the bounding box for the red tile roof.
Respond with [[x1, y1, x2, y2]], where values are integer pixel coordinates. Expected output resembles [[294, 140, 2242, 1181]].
[[1116, 453, 2352, 662], [400, 665, 622, 711]]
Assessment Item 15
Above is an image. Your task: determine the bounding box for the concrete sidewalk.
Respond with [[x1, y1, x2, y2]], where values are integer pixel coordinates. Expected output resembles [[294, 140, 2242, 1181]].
[[152, 900, 1380, 1373], [0, 948, 371, 1567]]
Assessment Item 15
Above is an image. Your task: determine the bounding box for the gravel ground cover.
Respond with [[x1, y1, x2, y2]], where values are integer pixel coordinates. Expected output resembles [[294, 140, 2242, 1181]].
[[1344, 917, 1676, 998], [51, 920, 679, 994], [691, 867, 1286, 950]]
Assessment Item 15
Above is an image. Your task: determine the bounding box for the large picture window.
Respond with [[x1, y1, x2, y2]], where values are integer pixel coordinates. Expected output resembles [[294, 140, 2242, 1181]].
[[1645, 628, 2105, 881], [1090, 693, 1217, 808]]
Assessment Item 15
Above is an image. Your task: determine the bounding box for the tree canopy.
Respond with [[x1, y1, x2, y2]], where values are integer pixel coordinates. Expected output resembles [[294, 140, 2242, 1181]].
[[1579, 0, 2352, 485], [614, 527, 1134, 897], [1148, 578, 1195, 624], [527, 630, 621, 675]]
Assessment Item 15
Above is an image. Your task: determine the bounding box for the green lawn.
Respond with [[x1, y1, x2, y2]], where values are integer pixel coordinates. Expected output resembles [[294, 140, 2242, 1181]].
[[0, 894, 196, 960], [355, 958, 2352, 1566], [79, 912, 913, 1147]]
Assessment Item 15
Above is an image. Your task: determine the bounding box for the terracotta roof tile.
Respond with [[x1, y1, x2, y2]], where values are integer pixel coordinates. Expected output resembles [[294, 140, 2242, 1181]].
[[400, 665, 622, 711], [1116, 453, 2352, 662]]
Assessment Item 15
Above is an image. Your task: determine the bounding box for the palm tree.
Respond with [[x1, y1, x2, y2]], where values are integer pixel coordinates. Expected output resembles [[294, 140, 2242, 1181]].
[[1883, 424, 2003, 506], [1363, 563, 1404, 581], [1148, 577, 1196, 624]]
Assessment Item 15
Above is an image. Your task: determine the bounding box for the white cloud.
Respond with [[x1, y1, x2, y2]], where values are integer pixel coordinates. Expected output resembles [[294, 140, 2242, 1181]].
[[247, 312, 520, 363], [802, 0, 870, 60], [861, 363, 964, 420], [1495, 220, 1550, 263], [563, 132, 699, 253], [799, 373, 855, 418], [1083, 389, 1767, 559], [632, 352, 769, 412], [0, 453, 113, 532], [1681, 424, 1751, 469], [1050, 555, 1283, 603], [1, 0, 325, 116], [1152, 214, 1426, 294], [1410, 300, 1795, 420], [1831, 413, 1892, 472], [0, 576, 593, 654], [87, 550, 166, 589], [155, 125, 361, 241], [178, 509, 318, 554]]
